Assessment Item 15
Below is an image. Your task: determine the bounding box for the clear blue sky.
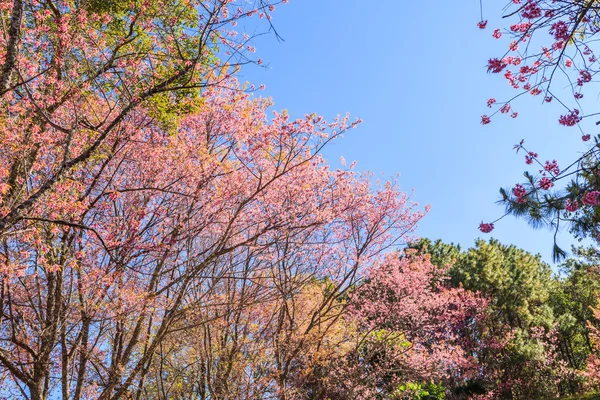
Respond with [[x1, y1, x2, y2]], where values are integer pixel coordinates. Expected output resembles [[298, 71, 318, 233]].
[[240, 0, 589, 265]]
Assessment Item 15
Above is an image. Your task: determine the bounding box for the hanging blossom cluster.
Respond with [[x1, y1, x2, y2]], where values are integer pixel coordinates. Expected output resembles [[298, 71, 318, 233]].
[[558, 109, 581, 127], [479, 222, 495, 233]]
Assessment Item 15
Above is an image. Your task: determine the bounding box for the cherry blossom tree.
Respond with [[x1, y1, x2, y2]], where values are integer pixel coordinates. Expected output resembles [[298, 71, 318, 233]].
[[0, 79, 426, 399], [314, 251, 488, 399], [477, 0, 600, 259], [0, 2, 433, 398], [0, 0, 283, 236]]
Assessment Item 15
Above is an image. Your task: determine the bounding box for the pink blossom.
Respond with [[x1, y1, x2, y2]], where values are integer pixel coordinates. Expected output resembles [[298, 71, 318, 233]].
[[488, 58, 507, 73], [525, 152, 538, 165], [512, 184, 527, 198], [479, 222, 494, 233], [550, 21, 570, 41], [538, 177, 554, 190], [558, 109, 581, 127], [582, 191, 600, 206], [481, 115, 491, 125], [478, 20, 488, 29], [578, 70, 592, 86], [565, 199, 579, 212], [512, 184, 528, 203], [543, 160, 560, 175], [511, 23, 531, 33], [521, 0, 542, 19]]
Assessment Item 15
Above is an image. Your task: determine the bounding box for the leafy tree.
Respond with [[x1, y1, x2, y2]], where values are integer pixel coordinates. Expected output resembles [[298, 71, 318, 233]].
[[552, 247, 600, 371], [420, 238, 568, 399], [410, 238, 462, 271], [476, 2, 600, 393], [452, 239, 555, 330]]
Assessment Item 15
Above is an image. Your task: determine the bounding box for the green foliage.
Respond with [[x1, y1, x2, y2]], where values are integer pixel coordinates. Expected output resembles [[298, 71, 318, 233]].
[[146, 89, 205, 134], [369, 329, 412, 350], [80, 0, 212, 114], [419, 238, 600, 398], [83, 0, 127, 14], [451, 238, 555, 330], [552, 247, 600, 372], [559, 394, 600, 400], [419, 238, 556, 329], [410, 238, 461, 270], [392, 382, 446, 400], [420, 239, 564, 398]]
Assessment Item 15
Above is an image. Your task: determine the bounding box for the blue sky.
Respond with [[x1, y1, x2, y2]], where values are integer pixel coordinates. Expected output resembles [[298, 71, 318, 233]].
[[240, 0, 590, 265]]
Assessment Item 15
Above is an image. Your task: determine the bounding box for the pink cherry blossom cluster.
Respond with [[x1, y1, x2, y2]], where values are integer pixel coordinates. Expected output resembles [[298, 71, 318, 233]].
[[525, 151, 538, 165], [565, 199, 579, 212], [512, 184, 528, 203], [538, 177, 554, 190], [479, 222, 495, 233], [558, 109, 581, 127], [582, 191, 600, 206], [521, 0, 542, 20], [543, 160, 560, 175]]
